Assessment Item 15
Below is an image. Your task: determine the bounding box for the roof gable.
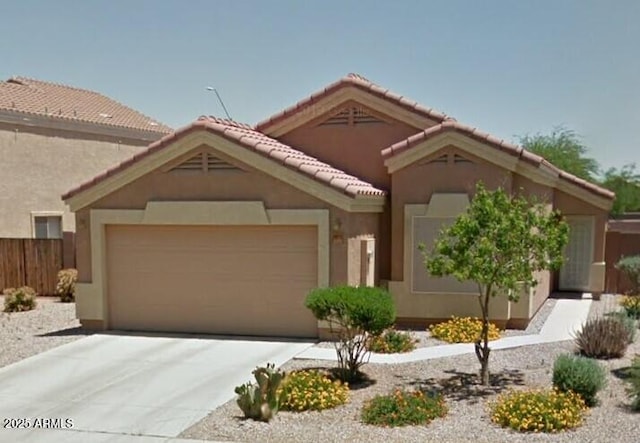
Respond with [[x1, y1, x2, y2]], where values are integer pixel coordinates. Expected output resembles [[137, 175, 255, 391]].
[[383, 121, 614, 210], [0, 77, 172, 134], [255, 73, 453, 138], [63, 117, 386, 213]]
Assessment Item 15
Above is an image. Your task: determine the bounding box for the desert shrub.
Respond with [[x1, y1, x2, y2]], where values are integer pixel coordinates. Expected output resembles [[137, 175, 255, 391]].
[[576, 316, 633, 359], [368, 329, 417, 354], [552, 354, 606, 406], [429, 316, 501, 343], [625, 356, 640, 411], [279, 370, 349, 411], [3, 286, 37, 312], [56, 268, 78, 303], [362, 389, 447, 427], [607, 311, 638, 341], [620, 296, 640, 320], [491, 388, 587, 432], [616, 255, 640, 295], [234, 363, 285, 422], [305, 286, 396, 382]]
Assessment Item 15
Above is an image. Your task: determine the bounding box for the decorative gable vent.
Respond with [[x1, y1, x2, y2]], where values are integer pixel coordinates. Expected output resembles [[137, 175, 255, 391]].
[[319, 106, 385, 126], [170, 153, 241, 173], [320, 108, 351, 126], [428, 154, 449, 164], [171, 154, 203, 171], [453, 154, 473, 164], [352, 107, 384, 125], [207, 154, 240, 170]]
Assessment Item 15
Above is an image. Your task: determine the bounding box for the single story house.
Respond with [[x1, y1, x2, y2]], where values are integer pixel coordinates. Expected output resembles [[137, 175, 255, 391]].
[[63, 74, 614, 338], [0, 77, 171, 267]]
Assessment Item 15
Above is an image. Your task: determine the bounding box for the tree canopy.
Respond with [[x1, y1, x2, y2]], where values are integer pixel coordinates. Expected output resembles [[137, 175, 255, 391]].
[[422, 183, 569, 385], [518, 127, 599, 182], [518, 126, 640, 216]]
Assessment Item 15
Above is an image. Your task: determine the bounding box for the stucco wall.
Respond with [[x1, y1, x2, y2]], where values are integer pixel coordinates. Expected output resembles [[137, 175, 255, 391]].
[[0, 122, 151, 238], [390, 147, 512, 281], [554, 190, 608, 262], [75, 145, 381, 289], [277, 104, 423, 191]]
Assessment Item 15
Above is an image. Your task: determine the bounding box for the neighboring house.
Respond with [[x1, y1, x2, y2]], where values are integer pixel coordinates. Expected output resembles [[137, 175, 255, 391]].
[[63, 74, 614, 337], [0, 77, 172, 266]]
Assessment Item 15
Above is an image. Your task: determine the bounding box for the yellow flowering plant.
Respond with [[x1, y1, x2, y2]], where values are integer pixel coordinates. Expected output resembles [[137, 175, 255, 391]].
[[429, 316, 501, 343], [620, 295, 640, 319], [278, 369, 349, 412], [490, 388, 587, 432]]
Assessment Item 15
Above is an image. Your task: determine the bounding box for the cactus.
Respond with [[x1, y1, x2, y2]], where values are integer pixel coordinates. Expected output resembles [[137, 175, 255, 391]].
[[234, 363, 285, 422]]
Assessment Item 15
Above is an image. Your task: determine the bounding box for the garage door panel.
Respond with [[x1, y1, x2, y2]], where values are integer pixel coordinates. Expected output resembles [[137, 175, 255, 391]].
[[106, 225, 318, 337]]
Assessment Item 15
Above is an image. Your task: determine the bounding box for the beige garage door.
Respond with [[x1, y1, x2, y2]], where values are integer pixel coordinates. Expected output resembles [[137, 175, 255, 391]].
[[106, 225, 319, 338]]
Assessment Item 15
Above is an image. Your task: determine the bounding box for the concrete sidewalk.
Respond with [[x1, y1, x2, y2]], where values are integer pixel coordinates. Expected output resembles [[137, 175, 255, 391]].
[[296, 298, 593, 363]]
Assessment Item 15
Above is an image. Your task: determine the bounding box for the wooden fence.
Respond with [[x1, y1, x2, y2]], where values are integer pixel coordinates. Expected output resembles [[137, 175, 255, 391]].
[[0, 239, 63, 295], [605, 219, 640, 294]]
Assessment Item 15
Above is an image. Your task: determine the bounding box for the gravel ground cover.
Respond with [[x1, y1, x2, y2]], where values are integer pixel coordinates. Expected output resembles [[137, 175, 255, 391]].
[[182, 294, 640, 443], [0, 296, 91, 368]]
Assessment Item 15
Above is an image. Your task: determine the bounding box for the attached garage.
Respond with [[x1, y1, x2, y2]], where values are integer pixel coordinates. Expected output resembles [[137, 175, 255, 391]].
[[107, 225, 319, 337], [62, 117, 385, 338]]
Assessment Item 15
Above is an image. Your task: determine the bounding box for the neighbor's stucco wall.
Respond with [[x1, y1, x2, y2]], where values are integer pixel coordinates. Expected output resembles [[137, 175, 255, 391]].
[[0, 122, 151, 238]]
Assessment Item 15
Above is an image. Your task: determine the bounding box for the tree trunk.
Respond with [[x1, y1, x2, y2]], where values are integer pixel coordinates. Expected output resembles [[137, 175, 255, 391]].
[[475, 287, 492, 386]]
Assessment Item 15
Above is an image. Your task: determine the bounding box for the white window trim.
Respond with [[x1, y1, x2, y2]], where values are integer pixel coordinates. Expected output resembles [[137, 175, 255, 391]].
[[30, 211, 64, 239]]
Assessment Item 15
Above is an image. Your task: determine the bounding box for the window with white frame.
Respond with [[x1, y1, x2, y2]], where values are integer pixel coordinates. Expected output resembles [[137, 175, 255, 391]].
[[33, 215, 62, 239]]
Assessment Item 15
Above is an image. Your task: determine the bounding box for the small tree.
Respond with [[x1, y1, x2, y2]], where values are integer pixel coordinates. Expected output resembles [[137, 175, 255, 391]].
[[422, 183, 568, 385], [305, 286, 395, 382]]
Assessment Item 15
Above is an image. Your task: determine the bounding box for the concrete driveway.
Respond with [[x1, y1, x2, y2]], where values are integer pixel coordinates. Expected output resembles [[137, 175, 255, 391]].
[[0, 333, 313, 442]]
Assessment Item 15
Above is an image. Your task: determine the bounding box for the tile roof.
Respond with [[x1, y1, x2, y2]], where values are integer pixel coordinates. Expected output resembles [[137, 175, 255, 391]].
[[63, 116, 386, 201], [382, 120, 614, 200], [0, 77, 172, 134], [254, 73, 454, 132]]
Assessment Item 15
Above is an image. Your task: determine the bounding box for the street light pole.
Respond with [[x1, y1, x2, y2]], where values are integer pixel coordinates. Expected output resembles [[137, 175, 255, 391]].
[[205, 86, 232, 120]]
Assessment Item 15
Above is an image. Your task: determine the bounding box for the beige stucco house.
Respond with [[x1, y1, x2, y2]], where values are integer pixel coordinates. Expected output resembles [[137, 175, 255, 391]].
[[63, 74, 614, 338], [0, 77, 171, 266]]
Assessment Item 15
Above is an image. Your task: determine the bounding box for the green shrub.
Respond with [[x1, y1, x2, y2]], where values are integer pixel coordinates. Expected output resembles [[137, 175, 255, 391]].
[[616, 255, 640, 295], [576, 316, 632, 359], [491, 388, 586, 432], [608, 311, 638, 341], [3, 286, 37, 312], [625, 356, 640, 411], [620, 296, 640, 320], [305, 286, 396, 382], [368, 329, 417, 354], [429, 316, 501, 343], [362, 389, 447, 427], [234, 363, 285, 422], [279, 370, 349, 411], [56, 268, 77, 303], [552, 354, 606, 406]]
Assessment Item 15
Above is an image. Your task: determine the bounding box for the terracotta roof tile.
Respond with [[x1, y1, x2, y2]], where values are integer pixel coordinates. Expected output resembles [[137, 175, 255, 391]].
[[63, 116, 385, 201], [255, 73, 454, 132], [382, 121, 614, 200], [0, 77, 172, 134]]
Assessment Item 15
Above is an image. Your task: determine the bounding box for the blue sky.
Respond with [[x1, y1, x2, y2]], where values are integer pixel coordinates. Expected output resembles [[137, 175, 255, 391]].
[[1, 0, 638, 174]]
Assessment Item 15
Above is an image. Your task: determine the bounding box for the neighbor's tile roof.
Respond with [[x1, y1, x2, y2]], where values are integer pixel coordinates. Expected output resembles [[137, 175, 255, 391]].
[[63, 116, 386, 200], [0, 77, 172, 134], [382, 120, 614, 199], [255, 73, 454, 132]]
